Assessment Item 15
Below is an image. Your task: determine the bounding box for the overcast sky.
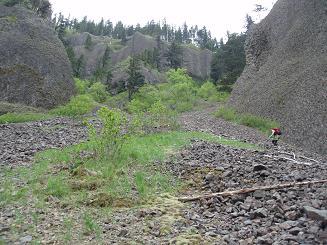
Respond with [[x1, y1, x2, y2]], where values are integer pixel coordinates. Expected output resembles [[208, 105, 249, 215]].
[[50, 0, 277, 40]]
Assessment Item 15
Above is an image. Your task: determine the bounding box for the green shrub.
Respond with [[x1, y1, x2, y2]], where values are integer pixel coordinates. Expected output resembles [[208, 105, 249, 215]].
[[89, 82, 109, 103], [127, 85, 160, 113], [147, 101, 177, 129], [166, 68, 193, 84], [87, 107, 127, 159], [198, 81, 217, 99], [166, 81, 197, 112], [75, 78, 90, 94], [0, 112, 52, 124], [50, 94, 97, 117], [198, 81, 230, 102]]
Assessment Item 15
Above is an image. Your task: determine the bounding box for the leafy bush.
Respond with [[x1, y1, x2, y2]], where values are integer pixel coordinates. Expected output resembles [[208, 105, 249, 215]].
[[87, 107, 127, 159], [50, 94, 97, 117], [215, 106, 279, 134], [89, 82, 109, 103], [166, 68, 193, 84], [198, 81, 217, 99], [165, 81, 197, 112], [198, 81, 230, 102], [75, 78, 90, 94]]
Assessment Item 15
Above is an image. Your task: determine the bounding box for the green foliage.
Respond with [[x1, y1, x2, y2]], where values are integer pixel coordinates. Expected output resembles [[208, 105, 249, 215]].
[[166, 68, 193, 84], [215, 107, 280, 134], [198, 81, 230, 102], [85, 34, 93, 50], [198, 81, 216, 99], [211, 33, 246, 84], [106, 91, 129, 109], [46, 176, 70, 198], [126, 56, 145, 101], [50, 94, 97, 117], [126, 69, 229, 114], [83, 213, 101, 236], [87, 107, 127, 160], [89, 82, 109, 103], [0, 112, 52, 124], [135, 172, 146, 196], [74, 78, 90, 94], [166, 41, 183, 69]]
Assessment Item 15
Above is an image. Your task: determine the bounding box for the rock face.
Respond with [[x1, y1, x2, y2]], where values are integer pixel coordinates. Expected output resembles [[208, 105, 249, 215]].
[[67, 31, 212, 84], [0, 5, 75, 109], [228, 0, 327, 155]]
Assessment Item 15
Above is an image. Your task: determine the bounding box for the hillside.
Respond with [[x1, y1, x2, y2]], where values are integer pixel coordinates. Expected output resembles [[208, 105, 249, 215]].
[[66, 31, 212, 85], [228, 0, 327, 155]]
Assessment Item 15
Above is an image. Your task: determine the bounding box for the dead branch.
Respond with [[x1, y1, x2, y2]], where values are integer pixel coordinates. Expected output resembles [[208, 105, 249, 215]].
[[279, 151, 321, 164], [178, 179, 327, 202], [298, 155, 320, 164], [264, 155, 312, 166], [281, 156, 313, 166]]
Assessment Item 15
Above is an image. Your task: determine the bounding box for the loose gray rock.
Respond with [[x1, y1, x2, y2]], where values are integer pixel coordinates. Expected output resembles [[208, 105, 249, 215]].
[[303, 206, 327, 223]]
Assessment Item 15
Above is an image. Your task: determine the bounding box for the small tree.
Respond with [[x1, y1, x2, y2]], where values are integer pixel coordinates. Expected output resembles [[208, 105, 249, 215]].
[[102, 46, 111, 68], [126, 56, 144, 101], [85, 34, 93, 50], [166, 41, 183, 69]]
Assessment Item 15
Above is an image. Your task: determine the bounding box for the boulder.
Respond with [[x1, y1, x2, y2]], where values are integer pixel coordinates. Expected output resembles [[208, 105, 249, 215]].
[[0, 5, 75, 109]]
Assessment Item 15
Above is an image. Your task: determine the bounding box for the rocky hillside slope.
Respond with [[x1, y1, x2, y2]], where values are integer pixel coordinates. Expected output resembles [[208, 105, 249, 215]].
[[0, 5, 75, 109], [67, 32, 212, 84], [228, 0, 327, 155]]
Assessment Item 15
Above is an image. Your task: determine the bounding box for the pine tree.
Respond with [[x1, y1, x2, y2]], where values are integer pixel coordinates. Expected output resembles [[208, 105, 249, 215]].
[[85, 34, 93, 50], [126, 56, 144, 101], [245, 14, 254, 32], [166, 41, 183, 69], [102, 46, 111, 68]]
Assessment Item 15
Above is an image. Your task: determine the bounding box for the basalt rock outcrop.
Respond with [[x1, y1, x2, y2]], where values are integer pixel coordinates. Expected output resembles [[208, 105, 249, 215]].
[[228, 0, 327, 155], [0, 5, 75, 109], [66, 31, 212, 84]]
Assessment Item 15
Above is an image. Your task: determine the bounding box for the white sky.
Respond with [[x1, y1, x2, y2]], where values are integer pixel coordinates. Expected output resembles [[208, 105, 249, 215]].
[[50, 0, 277, 40]]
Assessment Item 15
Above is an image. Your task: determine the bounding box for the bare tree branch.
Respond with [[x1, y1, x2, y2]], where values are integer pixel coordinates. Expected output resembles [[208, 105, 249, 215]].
[[179, 179, 327, 202]]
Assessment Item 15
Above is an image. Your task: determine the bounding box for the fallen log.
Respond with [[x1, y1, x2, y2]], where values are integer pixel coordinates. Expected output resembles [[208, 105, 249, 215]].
[[178, 179, 327, 202]]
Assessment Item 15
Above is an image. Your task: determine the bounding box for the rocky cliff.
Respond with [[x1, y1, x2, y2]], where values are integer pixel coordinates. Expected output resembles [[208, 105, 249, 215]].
[[0, 5, 75, 109], [228, 0, 327, 155], [66, 31, 212, 84]]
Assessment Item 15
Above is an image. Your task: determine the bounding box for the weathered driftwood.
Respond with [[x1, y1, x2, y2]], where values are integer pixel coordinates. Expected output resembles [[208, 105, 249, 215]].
[[178, 179, 327, 202]]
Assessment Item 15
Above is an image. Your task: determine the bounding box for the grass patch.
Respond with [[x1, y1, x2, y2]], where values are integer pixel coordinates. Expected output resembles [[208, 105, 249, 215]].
[[0, 112, 52, 124], [1, 130, 259, 209], [215, 107, 280, 134]]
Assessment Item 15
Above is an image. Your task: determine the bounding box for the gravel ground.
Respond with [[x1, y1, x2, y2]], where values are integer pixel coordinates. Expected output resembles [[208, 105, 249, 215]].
[[0, 117, 87, 168], [0, 109, 326, 244]]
